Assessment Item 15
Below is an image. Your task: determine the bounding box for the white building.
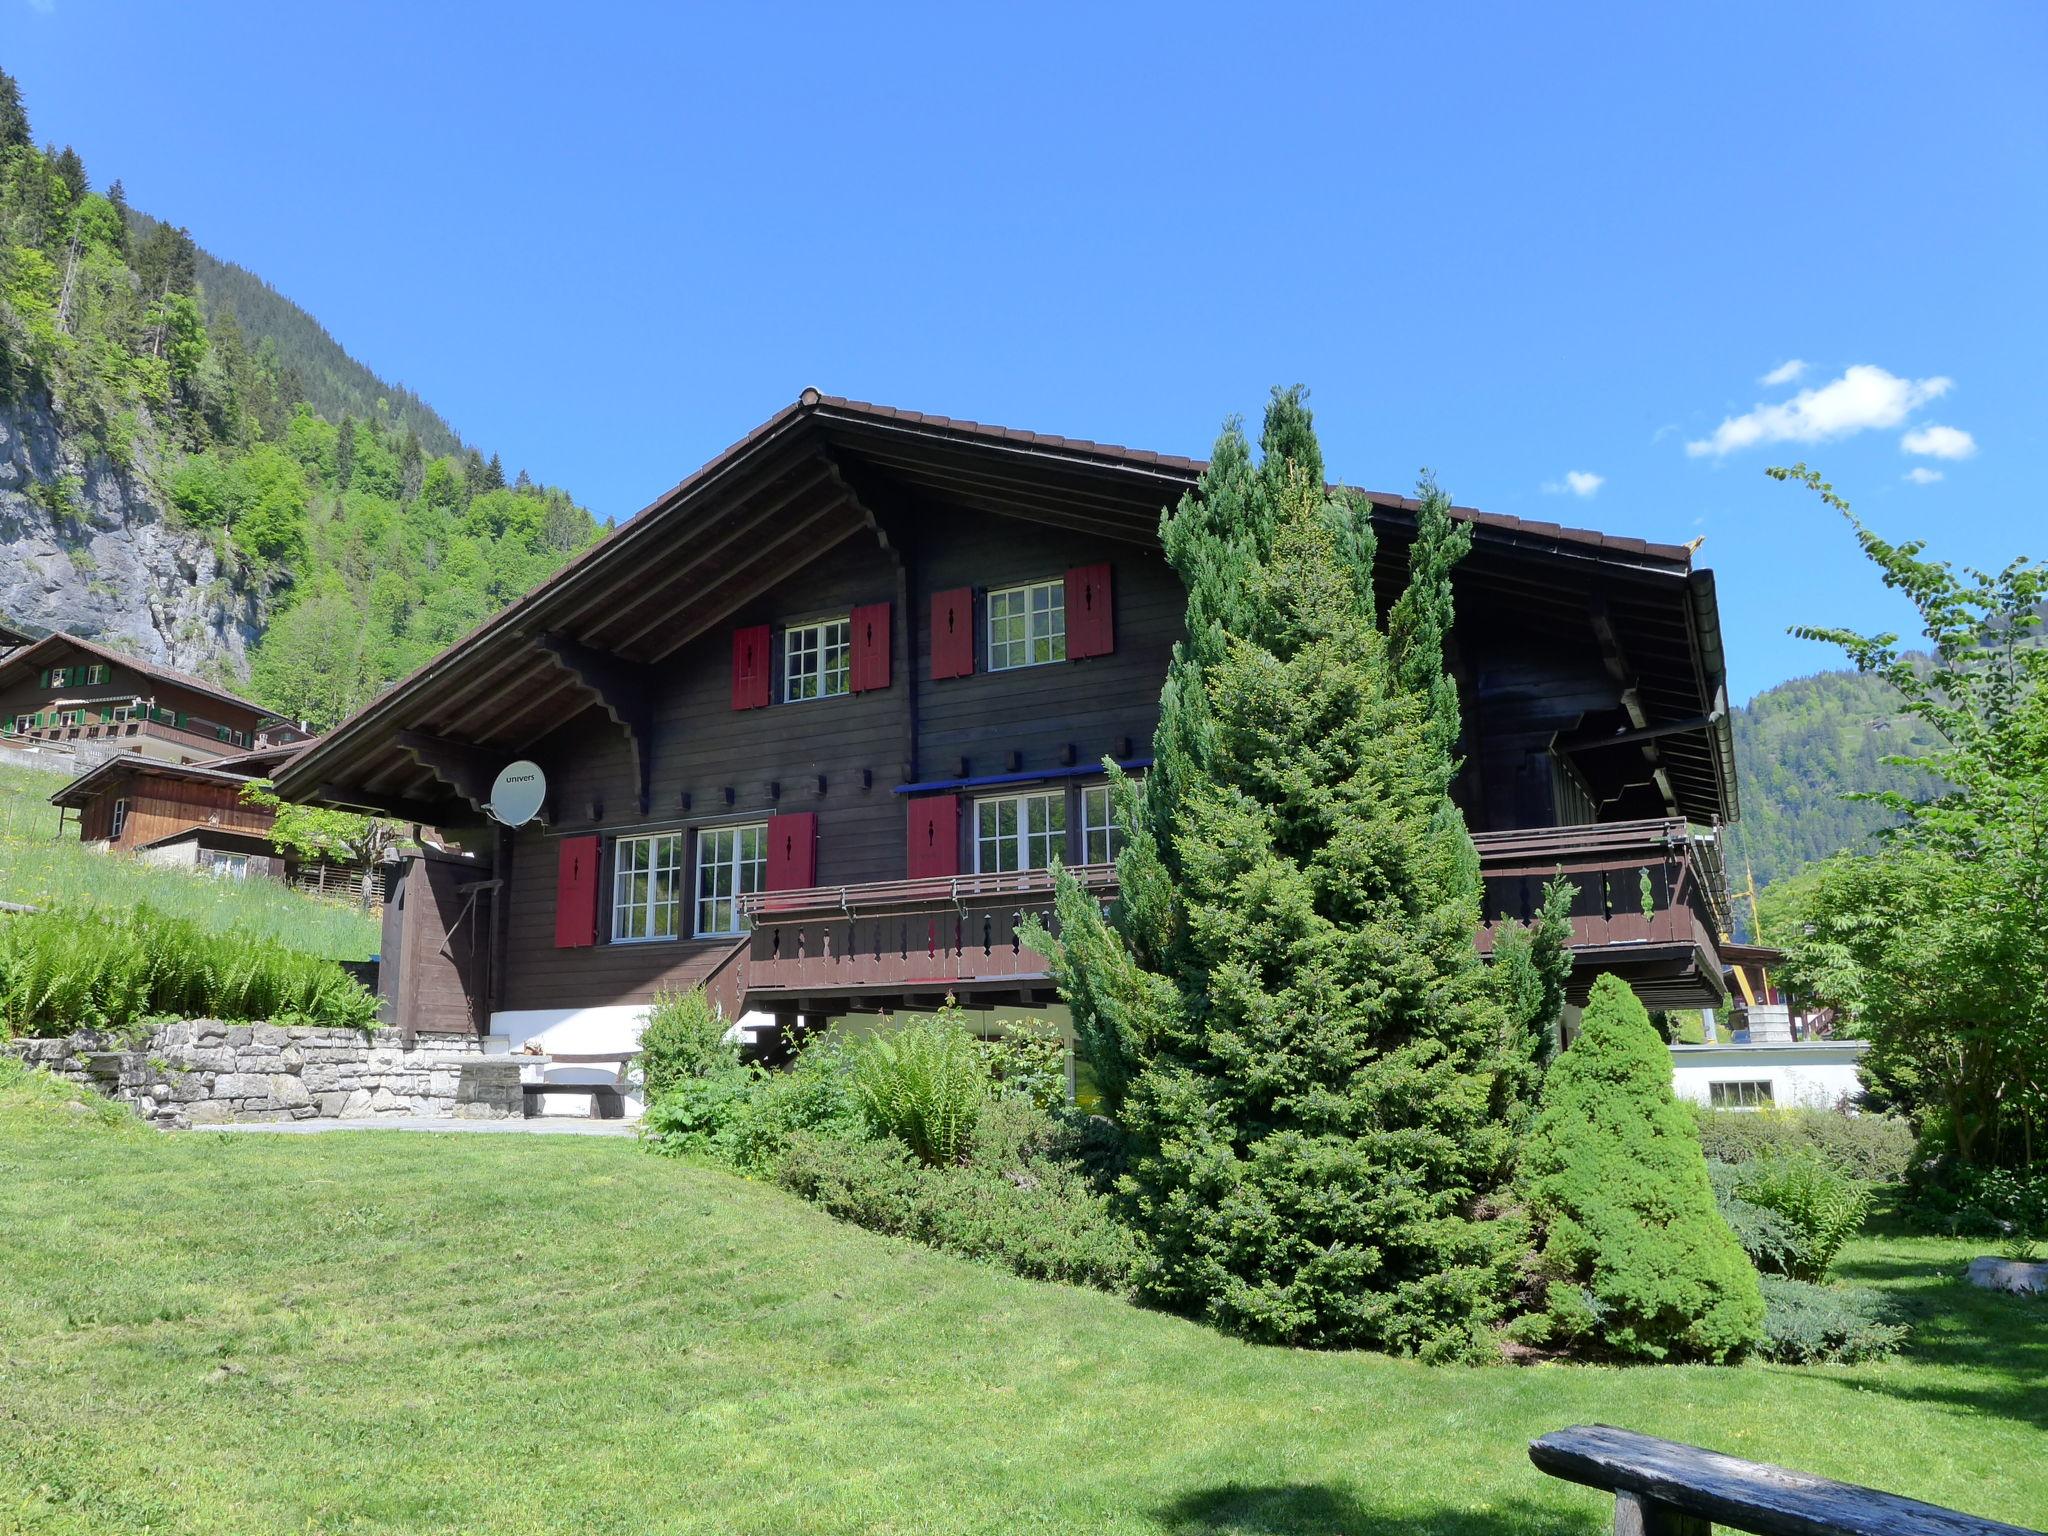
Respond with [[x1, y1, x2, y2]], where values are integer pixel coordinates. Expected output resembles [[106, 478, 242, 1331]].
[[1670, 1038, 1870, 1111]]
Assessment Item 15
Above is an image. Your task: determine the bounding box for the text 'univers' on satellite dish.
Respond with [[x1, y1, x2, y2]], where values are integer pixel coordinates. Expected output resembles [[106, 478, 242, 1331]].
[[488, 761, 547, 826]]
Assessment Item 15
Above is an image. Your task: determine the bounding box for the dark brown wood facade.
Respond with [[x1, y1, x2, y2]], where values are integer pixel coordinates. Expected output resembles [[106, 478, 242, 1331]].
[[0, 633, 282, 764], [277, 392, 1740, 1027]]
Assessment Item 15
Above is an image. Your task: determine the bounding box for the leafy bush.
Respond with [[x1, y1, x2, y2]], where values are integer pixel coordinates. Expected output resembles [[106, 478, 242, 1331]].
[[1904, 1157, 2048, 1238], [642, 1033, 862, 1172], [1731, 1150, 1870, 1281], [1690, 1104, 1914, 1183], [773, 1097, 1141, 1293], [636, 987, 735, 1101], [1706, 1160, 1816, 1279], [1521, 973, 1764, 1361], [0, 903, 379, 1036], [980, 1017, 1069, 1112], [849, 1015, 988, 1166], [1753, 1276, 1908, 1364]]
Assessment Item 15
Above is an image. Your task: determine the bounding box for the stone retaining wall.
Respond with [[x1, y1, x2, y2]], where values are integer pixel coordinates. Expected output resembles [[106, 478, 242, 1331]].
[[5, 1022, 523, 1128]]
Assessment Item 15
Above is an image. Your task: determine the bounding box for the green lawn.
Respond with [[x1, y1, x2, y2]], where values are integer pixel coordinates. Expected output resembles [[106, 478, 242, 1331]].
[[0, 1071, 2040, 1536], [0, 761, 378, 960]]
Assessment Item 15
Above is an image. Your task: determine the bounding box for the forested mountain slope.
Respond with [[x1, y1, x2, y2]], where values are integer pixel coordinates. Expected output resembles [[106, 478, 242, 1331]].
[[0, 68, 603, 723], [1722, 669, 1935, 891]]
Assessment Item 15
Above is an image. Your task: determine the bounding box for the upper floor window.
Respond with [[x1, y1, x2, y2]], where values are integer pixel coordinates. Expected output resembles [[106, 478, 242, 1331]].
[[696, 822, 766, 936], [975, 789, 1065, 873], [613, 831, 684, 943], [987, 580, 1066, 671], [1080, 783, 1129, 865], [87, 664, 110, 685], [784, 618, 850, 702], [110, 799, 129, 840]]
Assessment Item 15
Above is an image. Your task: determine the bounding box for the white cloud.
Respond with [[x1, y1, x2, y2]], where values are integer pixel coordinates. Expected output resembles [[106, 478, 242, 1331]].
[[1900, 423, 1977, 460], [1542, 470, 1605, 498], [1760, 359, 1807, 386], [1685, 365, 1953, 458], [1905, 467, 1944, 485]]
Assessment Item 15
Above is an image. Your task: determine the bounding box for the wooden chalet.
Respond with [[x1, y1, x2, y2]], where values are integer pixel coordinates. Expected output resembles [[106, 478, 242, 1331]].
[[274, 391, 1739, 1056], [0, 631, 306, 764]]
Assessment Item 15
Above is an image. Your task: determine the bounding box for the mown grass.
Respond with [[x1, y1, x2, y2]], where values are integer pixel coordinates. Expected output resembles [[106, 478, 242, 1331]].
[[0, 760, 377, 960], [0, 1070, 2040, 1536]]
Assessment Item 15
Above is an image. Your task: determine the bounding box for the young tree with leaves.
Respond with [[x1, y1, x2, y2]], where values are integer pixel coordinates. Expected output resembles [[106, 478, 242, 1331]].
[[1035, 388, 1570, 1358], [240, 780, 405, 909], [1767, 465, 2045, 1169]]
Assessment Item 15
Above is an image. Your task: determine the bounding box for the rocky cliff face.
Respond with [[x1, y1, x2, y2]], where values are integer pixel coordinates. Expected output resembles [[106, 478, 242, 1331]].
[[0, 397, 266, 680]]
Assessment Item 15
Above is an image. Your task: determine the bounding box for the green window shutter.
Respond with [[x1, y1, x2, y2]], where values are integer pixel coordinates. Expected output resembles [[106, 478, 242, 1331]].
[[37, 669, 48, 688], [100, 706, 113, 723], [176, 712, 188, 729]]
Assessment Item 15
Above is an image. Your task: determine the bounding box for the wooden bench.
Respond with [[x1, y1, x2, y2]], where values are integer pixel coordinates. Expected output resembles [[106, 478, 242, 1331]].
[[1529, 1425, 2042, 1536], [515, 1051, 632, 1120]]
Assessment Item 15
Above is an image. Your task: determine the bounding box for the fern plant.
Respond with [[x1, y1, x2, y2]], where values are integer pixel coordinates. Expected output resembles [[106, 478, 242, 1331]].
[[849, 1015, 988, 1167]]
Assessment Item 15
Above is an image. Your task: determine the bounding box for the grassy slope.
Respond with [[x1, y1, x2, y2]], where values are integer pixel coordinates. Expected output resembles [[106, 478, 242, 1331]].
[[0, 761, 377, 961], [0, 1077, 2039, 1536]]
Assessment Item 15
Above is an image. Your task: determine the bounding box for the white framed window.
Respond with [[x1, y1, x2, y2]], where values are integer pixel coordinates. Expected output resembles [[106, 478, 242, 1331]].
[[108, 705, 131, 723], [1709, 1080, 1774, 1110], [110, 799, 129, 840], [1080, 783, 1130, 865], [613, 831, 685, 943], [975, 790, 1065, 873], [695, 822, 766, 936], [784, 618, 850, 702], [10, 714, 32, 735], [87, 664, 110, 685], [987, 579, 1066, 671], [201, 851, 252, 879]]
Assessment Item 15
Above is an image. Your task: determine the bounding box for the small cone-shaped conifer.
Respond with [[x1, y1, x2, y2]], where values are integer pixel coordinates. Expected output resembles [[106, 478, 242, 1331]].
[[1521, 972, 1764, 1361], [1038, 388, 1569, 1357]]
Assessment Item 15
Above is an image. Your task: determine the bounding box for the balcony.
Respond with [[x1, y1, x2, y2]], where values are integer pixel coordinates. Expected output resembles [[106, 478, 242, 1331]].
[[731, 865, 1119, 1017], [1473, 816, 1729, 1008], [726, 817, 1730, 1019]]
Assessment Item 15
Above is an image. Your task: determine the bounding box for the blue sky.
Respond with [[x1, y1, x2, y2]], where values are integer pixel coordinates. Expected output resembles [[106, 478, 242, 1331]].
[[9, 2, 2044, 702]]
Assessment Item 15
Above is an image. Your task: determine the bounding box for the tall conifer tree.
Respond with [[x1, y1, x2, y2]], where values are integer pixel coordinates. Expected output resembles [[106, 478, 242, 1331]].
[[1039, 388, 1568, 1357]]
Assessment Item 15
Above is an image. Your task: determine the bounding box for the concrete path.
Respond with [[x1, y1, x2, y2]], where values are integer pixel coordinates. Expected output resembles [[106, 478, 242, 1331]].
[[183, 1116, 639, 1137]]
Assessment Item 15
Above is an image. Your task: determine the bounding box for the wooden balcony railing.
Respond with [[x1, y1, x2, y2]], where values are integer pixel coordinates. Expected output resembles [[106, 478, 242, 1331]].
[[1472, 817, 1728, 961], [735, 866, 1119, 1011], [727, 819, 1731, 1015]]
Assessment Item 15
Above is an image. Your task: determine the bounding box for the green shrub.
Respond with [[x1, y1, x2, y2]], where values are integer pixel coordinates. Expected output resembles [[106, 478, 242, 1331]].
[[1753, 1276, 1908, 1364], [636, 987, 735, 1102], [979, 1017, 1068, 1111], [773, 1098, 1142, 1294], [849, 1015, 987, 1166], [1904, 1158, 2048, 1238], [1521, 973, 1764, 1361], [1731, 1150, 1870, 1281], [0, 903, 378, 1036], [1690, 1104, 1914, 1183], [1706, 1160, 1815, 1279]]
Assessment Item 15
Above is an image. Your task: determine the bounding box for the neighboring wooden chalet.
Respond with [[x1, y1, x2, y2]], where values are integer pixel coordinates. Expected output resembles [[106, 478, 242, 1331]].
[[275, 391, 1739, 1056], [49, 736, 323, 884], [0, 631, 307, 764]]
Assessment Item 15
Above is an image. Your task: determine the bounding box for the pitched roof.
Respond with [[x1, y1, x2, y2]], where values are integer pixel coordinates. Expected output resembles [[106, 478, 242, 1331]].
[[49, 751, 265, 809], [0, 630, 273, 718], [275, 390, 1734, 823]]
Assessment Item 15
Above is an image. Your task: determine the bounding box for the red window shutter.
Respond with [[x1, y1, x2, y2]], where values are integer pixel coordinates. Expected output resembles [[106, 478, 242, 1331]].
[[731, 624, 771, 710], [1065, 564, 1114, 658], [906, 795, 959, 878], [765, 811, 818, 891], [554, 836, 600, 948], [930, 587, 974, 680], [849, 602, 892, 693]]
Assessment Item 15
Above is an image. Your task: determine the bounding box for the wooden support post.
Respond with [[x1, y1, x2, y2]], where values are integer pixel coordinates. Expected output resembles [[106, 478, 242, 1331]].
[[1615, 1490, 1712, 1536]]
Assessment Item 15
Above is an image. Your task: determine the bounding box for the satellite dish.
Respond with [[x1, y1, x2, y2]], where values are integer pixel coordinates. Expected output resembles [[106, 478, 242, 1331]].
[[488, 760, 547, 827]]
